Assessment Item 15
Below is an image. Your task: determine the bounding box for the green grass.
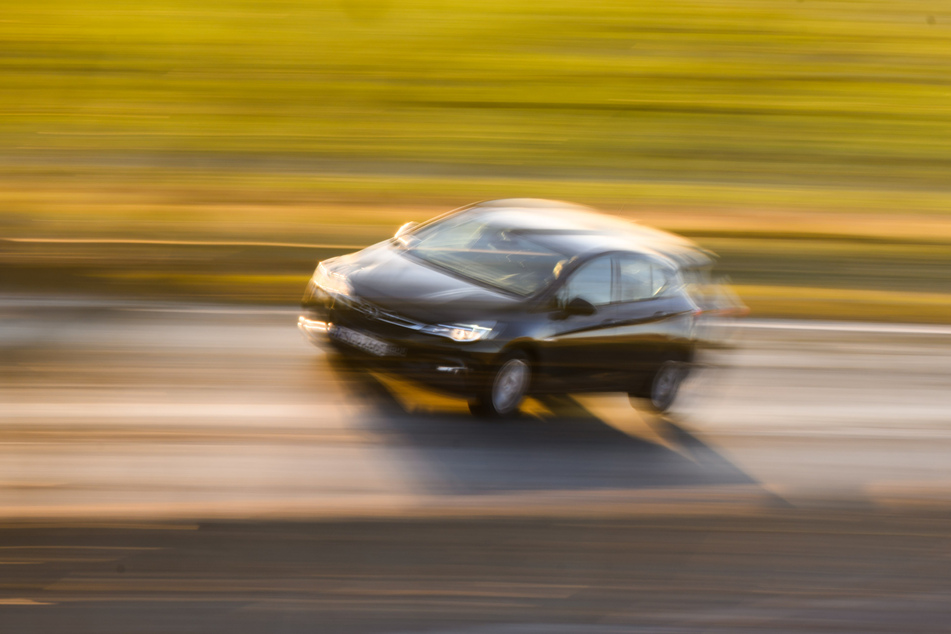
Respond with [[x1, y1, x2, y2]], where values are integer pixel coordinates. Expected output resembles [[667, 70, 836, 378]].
[[4, 0, 951, 189], [3, 0, 951, 321]]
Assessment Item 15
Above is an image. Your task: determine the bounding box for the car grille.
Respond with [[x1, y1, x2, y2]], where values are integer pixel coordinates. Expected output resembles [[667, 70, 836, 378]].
[[340, 297, 426, 332]]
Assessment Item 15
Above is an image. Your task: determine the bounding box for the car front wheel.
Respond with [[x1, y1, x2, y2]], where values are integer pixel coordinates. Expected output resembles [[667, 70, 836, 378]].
[[469, 352, 531, 418], [630, 360, 688, 413]]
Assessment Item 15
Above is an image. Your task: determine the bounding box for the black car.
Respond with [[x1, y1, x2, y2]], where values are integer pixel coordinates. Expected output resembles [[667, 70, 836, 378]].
[[299, 199, 734, 417]]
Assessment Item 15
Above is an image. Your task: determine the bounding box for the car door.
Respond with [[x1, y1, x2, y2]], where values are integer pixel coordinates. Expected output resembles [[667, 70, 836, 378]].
[[536, 255, 621, 390], [609, 254, 698, 388]]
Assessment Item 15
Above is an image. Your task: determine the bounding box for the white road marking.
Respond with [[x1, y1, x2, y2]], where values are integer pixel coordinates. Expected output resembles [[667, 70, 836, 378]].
[[735, 319, 951, 336], [0, 403, 333, 421]]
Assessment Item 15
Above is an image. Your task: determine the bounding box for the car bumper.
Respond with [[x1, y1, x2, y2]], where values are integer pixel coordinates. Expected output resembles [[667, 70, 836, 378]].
[[298, 311, 497, 396]]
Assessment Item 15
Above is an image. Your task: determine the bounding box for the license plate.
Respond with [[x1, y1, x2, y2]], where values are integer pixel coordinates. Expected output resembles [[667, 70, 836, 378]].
[[329, 325, 404, 357]]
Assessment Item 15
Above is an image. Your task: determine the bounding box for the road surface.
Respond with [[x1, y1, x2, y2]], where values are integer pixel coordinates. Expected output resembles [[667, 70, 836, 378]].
[[2, 298, 950, 518], [1, 298, 950, 632]]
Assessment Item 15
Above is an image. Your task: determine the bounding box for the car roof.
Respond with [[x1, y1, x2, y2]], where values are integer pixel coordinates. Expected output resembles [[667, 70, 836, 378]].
[[458, 198, 714, 268]]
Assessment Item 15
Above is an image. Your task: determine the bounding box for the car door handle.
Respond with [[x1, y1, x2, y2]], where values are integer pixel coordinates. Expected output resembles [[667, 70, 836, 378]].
[[600, 318, 618, 326]]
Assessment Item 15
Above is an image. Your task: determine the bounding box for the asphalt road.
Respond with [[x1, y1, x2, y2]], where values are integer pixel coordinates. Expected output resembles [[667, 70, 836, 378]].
[[1, 298, 951, 632], [2, 298, 950, 517]]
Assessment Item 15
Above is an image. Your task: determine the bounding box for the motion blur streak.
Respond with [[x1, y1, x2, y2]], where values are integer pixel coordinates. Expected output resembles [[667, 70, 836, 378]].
[[1, 0, 951, 320], [3, 0, 951, 631]]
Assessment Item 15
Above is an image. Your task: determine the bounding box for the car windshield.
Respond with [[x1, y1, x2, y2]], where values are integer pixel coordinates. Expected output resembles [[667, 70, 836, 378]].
[[399, 213, 570, 296]]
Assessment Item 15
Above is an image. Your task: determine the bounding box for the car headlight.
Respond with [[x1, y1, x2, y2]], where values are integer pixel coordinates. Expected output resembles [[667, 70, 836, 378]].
[[422, 322, 496, 343], [312, 261, 353, 297]]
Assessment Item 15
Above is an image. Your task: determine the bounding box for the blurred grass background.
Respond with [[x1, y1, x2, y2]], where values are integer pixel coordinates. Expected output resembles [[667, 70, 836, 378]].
[[2, 0, 950, 320]]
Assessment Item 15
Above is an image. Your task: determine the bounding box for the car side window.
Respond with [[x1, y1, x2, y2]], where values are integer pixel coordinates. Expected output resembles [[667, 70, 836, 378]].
[[556, 256, 613, 308], [618, 255, 676, 302], [651, 265, 676, 297]]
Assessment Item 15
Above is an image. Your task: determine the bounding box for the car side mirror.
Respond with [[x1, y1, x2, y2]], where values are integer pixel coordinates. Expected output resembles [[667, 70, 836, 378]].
[[564, 296, 596, 316], [394, 221, 419, 239]]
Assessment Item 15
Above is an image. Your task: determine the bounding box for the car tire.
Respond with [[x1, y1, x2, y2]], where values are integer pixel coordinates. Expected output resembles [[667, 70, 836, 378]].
[[637, 360, 688, 413], [469, 352, 531, 418]]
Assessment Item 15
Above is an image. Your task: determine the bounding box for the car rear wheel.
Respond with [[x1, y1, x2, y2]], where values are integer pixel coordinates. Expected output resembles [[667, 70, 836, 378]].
[[469, 352, 531, 418]]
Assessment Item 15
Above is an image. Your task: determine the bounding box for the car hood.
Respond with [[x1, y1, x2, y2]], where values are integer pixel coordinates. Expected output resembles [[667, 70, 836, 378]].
[[336, 242, 523, 323]]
